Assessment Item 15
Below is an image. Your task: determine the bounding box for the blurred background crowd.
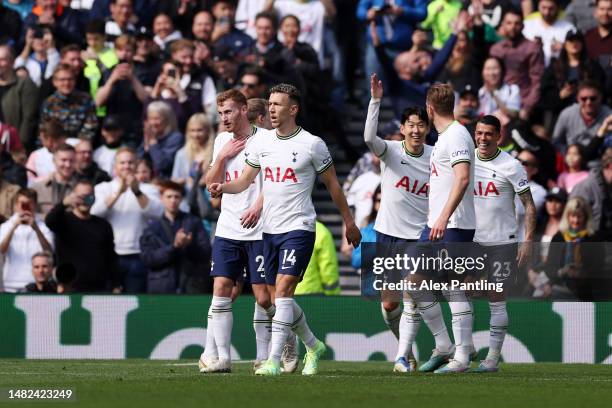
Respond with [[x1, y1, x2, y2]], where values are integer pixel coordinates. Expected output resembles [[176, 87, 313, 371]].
[[0, 0, 610, 299]]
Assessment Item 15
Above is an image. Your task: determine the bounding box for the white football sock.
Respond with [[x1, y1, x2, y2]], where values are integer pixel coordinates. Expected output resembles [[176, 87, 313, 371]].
[[211, 296, 233, 362], [253, 303, 272, 361], [202, 304, 218, 360], [411, 291, 452, 353], [488, 301, 508, 362], [395, 299, 422, 360], [380, 303, 402, 340], [447, 290, 474, 365], [291, 300, 318, 350], [269, 297, 293, 363]]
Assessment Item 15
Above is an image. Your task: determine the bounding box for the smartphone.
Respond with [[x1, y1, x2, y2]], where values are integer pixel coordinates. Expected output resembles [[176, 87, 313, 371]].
[[167, 68, 176, 78], [21, 202, 32, 212], [82, 194, 95, 206]]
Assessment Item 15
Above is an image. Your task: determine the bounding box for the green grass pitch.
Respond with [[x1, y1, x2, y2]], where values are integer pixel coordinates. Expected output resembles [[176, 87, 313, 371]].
[[1, 360, 611, 408]]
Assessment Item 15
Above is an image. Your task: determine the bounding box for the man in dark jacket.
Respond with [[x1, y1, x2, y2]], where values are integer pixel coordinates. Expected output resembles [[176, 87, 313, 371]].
[[75, 139, 111, 185], [140, 180, 211, 294], [45, 179, 120, 292]]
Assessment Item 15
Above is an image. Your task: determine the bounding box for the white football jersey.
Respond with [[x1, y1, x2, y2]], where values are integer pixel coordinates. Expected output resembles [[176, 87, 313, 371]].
[[375, 141, 432, 239], [474, 149, 530, 245], [211, 126, 265, 241], [428, 121, 476, 229], [246, 126, 332, 234]]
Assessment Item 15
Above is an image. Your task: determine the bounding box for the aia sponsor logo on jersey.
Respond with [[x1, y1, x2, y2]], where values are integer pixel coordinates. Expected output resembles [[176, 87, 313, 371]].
[[474, 181, 500, 196], [263, 167, 298, 183], [226, 170, 241, 182], [395, 177, 429, 196], [431, 162, 439, 177]]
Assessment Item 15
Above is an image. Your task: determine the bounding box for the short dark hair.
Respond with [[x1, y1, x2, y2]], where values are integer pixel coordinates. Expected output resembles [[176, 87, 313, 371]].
[[578, 80, 602, 94], [85, 19, 106, 35], [39, 119, 65, 140], [401, 106, 429, 125], [269, 83, 301, 107], [60, 44, 81, 57], [484, 56, 506, 82], [255, 11, 279, 31], [159, 180, 184, 195], [280, 14, 300, 31], [502, 7, 523, 22], [52, 63, 75, 79], [54, 143, 76, 155], [15, 188, 37, 205], [477, 115, 502, 134], [241, 65, 265, 83], [74, 179, 94, 190]]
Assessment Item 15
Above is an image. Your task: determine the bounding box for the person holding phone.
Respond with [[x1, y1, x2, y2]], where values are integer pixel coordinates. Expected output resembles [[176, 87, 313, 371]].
[[45, 179, 120, 293], [0, 188, 54, 293]]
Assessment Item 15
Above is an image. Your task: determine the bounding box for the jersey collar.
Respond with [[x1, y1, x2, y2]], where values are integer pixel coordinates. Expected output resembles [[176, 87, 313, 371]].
[[402, 140, 424, 158], [477, 148, 501, 162], [276, 126, 301, 140]]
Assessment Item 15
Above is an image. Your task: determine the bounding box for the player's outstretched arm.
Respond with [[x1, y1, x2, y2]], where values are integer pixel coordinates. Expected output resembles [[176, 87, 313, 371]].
[[209, 164, 260, 197], [319, 165, 362, 248], [430, 162, 470, 241], [517, 190, 536, 267], [364, 74, 388, 157]]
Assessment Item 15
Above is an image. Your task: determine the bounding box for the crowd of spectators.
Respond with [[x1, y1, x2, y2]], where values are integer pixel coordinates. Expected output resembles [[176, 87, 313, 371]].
[[0, 0, 610, 299]]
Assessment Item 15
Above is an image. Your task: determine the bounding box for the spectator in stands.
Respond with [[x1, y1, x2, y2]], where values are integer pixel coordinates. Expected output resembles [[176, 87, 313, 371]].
[[171, 113, 213, 193], [552, 81, 612, 157], [210, 0, 253, 58], [455, 85, 481, 136], [346, 157, 380, 228], [238, 67, 267, 100], [74, 139, 111, 185], [56, 44, 88, 94], [295, 220, 340, 295], [246, 97, 272, 129], [522, 0, 576, 66], [135, 157, 152, 183], [21, 0, 83, 48], [516, 148, 548, 240], [148, 60, 194, 129], [357, 0, 427, 92], [104, 0, 138, 44], [247, 11, 296, 86], [544, 196, 601, 300], [528, 186, 567, 297], [15, 25, 59, 87], [557, 144, 590, 192], [437, 8, 486, 94], [95, 34, 148, 144], [25, 119, 72, 185], [90, 0, 153, 28], [154, 0, 204, 38], [41, 64, 98, 140], [489, 8, 545, 121], [0, 167, 20, 221], [374, 11, 467, 119], [140, 180, 211, 293], [170, 39, 217, 121], [31, 143, 77, 215], [571, 147, 612, 237], [153, 12, 182, 51], [191, 10, 214, 43], [585, 0, 612, 67], [211, 45, 239, 92], [82, 19, 119, 107], [45, 178, 120, 292], [139, 101, 184, 179], [94, 115, 123, 175], [0, 188, 53, 292], [0, 135, 27, 188], [422, 0, 462, 50], [541, 29, 606, 127], [478, 56, 521, 120], [91, 147, 163, 293], [0, 3, 22, 45], [0, 44, 38, 149], [133, 27, 162, 87], [24, 251, 57, 293]]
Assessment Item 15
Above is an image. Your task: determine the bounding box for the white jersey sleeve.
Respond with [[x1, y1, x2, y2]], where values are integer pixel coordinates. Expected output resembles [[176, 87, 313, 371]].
[[508, 160, 531, 196], [449, 137, 473, 167], [311, 137, 333, 174], [245, 132, 261, 168]]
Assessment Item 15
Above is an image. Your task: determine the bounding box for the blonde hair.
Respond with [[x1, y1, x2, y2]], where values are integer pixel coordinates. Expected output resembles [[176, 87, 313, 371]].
[[185, 113, 214, 169], [559, 197, 595, 235]]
